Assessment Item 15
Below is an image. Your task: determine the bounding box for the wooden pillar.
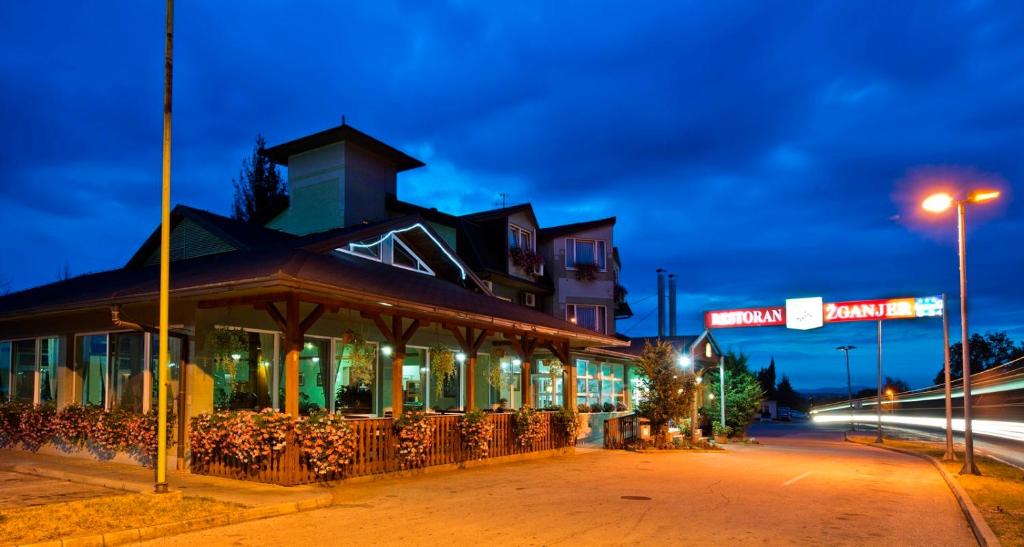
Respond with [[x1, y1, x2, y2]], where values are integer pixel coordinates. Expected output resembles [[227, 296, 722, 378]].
[[520, 360, 532, 408], [690, 374, 701, 444], [623, 365, 631, 409], [509, 334, 538, 409], [391, 352, 405, 417], [563, 362, 577, 410], [465, 356, 477, 411], [284, 296, 301, 417]]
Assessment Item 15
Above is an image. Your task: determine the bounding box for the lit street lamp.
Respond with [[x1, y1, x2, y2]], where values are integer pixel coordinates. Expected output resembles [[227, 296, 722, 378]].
[[922, 188, 1000, 475], [836, 345, 856, 431]]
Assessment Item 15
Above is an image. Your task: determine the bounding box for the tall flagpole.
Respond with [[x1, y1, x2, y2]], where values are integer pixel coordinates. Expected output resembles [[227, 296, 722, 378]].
[[156, 0, 174, 494]]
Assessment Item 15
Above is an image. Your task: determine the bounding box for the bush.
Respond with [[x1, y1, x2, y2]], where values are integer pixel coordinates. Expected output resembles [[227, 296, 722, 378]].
[[512, 407, 544, 449], [602, 402, 615, 413], [576, 403, 590, 413], [0, 401, 28, 448], [589, 402, 603, 413], [394, 411, 433, 469], [712, 421, 732, 438], [552, 407, 579, 445], [189, 409, 290, 470], [296, 411, 357, 476], [458, 410, 494, 460]]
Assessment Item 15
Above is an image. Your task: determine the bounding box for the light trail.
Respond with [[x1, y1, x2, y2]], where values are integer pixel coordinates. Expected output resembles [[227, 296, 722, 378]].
[[812, 413, 1024, 442]]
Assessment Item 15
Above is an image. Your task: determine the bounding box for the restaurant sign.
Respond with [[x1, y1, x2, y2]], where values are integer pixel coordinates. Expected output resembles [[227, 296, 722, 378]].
[[705, 295, 944, 330]]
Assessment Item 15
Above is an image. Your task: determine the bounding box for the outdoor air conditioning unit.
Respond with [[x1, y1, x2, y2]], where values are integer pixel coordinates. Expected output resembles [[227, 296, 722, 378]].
[[521, 292, 536, 307]]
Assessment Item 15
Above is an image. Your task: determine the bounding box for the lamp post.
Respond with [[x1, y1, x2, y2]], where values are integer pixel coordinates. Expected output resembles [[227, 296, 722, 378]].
[[922, 189, 1000, 475], [155, 0, 174, 494], [836, 345, 856, 431]]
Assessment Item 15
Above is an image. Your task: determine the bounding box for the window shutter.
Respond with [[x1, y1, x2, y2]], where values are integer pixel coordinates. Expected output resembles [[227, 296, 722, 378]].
[[565, 238, 575, 268]]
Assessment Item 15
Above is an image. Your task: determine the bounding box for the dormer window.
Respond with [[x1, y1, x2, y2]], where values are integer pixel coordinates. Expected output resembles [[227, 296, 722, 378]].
[[509, 224, 534, 251]]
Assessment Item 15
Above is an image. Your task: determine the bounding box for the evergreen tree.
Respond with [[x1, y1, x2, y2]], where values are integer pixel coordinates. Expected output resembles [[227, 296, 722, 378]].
[[775, 375, 804, 410], [933, 331, 1024, 384], [231, 134, 288, 225], [702, 351, 764, 435], [756, 357, 777, 399]]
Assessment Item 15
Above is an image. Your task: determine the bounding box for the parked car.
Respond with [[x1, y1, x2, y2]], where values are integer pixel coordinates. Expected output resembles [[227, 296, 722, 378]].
[[777, 407, 792, 421], [788, 410, 807, 420]]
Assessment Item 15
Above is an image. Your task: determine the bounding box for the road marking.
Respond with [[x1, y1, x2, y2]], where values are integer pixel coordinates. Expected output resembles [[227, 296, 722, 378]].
[[783, 471, 813, 486]]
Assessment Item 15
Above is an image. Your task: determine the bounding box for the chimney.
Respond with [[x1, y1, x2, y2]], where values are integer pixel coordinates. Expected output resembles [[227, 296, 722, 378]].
[[657, 269, 666, 337], [669, 274, 677, 336]]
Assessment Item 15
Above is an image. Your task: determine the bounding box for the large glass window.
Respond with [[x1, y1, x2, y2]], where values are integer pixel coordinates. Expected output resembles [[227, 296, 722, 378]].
[[110, 333, 145, 412], [0, 342, 10, 401], [78, 335, 108, 407], [380, 347, 428, 414], [39, 337, 60, 404], [300, 338, 330, 412], [333, 340, 376, 414], [12, 340, 36, 403], [533, 360, 562, 409], [150, 334, 184, 413]]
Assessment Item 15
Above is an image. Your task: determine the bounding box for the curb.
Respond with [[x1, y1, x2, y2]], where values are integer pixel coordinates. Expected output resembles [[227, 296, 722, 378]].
[[845, 434, 1001, 547], [7, 465, 333, 547]]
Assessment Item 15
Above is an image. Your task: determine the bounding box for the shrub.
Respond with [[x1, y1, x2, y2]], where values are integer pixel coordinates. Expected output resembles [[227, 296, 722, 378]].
[[602, 402, 615, 413], [589, 402, 603, 413], [512, 406, 544, 449], [394, 411, 433, 469], [458, 410, 494, 460], [296, 411, 357, 476], [0, 401, 29, 448], [576, 403, 590, 414], [552, 407, 579, 445], [189, 409, 291, 470], [712, 421, 733, 438], [18, 404, 57, 451], [53, 404, 100, 449]]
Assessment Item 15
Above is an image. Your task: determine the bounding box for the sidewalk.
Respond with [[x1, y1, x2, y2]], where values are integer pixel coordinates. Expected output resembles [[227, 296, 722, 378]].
[[0, 449, 330, 508]]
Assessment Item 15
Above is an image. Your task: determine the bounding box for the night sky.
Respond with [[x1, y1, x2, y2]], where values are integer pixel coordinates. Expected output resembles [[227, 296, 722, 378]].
[[2, 2, 1022, 391]]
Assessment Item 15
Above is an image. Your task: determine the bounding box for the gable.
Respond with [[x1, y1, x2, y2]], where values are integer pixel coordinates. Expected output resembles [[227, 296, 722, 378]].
[[140, 218, 237, 266]]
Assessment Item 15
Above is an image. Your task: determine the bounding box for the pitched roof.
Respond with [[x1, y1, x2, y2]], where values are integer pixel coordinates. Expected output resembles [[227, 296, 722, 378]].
[[460, 203, 538, 226], [262, 123, 424, 171], [539, 217, 616, 241]]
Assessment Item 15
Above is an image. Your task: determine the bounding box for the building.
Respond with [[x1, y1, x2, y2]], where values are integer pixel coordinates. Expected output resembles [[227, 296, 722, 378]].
[[1, 123, 703, 464]]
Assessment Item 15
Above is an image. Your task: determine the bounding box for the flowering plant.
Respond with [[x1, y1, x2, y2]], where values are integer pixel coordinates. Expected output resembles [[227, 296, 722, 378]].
[[0, 401, 29, 448], [53, 404, 100, 449], [18, 403, 57, 451], [510, 247, 544, 276], [512, 406, 544, 449], [552, 407, 580, 446], [296, 411, 357, 476], [429, 345, 456, 399], [189, 409, 291, 470], [458, 410, 493, 460], [394, 411, 433, 469]]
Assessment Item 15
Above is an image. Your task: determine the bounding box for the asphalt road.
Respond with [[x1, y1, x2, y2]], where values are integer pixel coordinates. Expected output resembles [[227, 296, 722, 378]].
[[146, 422, 974, 546]]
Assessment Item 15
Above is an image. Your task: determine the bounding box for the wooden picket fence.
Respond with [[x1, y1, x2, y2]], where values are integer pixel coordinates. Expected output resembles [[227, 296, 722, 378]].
[[603, 413, 639, 449], [191, 412, 570, 486]]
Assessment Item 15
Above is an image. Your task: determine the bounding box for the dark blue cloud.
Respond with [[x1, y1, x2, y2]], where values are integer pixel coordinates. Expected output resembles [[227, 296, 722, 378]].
[[2, 0, 1023, 390]]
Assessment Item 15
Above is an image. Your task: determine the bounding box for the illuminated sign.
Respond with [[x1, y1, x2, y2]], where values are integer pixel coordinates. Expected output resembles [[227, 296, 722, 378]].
[[704, 295, 944, 329], [786, 297, 824, 330], [704, 306, 785, 328]]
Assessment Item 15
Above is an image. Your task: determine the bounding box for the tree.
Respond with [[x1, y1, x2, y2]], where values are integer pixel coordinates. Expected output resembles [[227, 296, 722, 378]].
[[635, 340, 697, 445], [231, 134, 288, 225], [884, 376, 910, 394], [755, 357, 777, 400], [775, 375, 805, 410], [702, 351, 764, 436], [933, 331, 1024, 384]]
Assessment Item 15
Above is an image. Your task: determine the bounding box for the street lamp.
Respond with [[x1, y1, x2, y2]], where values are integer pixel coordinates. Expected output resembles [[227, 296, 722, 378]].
[[922, 188, 1000, 475], [678, 355, 692, 369], [836, 345, 856, 432], [885, 388, 895, 414]]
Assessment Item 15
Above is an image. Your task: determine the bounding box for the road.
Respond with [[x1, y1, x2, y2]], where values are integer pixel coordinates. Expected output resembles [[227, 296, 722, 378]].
[[147, 422, 974, 546]]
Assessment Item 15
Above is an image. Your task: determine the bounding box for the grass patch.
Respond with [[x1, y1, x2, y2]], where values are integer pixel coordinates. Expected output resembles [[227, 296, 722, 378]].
[[0, 493, 241, 545], [849, 435, 1024, 545]]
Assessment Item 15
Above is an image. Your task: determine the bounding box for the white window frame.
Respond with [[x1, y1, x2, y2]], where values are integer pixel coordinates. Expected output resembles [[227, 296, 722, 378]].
[[391, 235, 435, 276], [564, 238, 607, 272], [566, 303, 608, 335], [508, 224, 534, 251], [340, 235, 435, 277], [2, 335, 64, 406]]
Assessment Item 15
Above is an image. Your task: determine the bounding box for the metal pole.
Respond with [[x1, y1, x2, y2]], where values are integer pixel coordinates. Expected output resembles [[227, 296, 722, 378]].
[[957, 202, 979, 475], [942, 293, 956, 461], [719, 356, 726, 427], [155, 0, 174, 494], [844, 349, 853, 431], [875, 320, 883, 443]]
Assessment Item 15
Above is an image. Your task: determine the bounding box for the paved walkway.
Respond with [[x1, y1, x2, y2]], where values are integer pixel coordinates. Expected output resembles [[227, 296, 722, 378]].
[[0, 469, 124, 510], [0, 449, 328, 508], [142, 423, 975, 546]]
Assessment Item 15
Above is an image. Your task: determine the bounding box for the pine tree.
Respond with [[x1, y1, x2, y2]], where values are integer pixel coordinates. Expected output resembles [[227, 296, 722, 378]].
[[231, 134, 288, 225]]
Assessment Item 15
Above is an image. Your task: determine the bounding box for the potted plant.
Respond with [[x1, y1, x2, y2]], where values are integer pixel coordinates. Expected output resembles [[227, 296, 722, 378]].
[[429, 344, 456, 399], [510, 247, 544, 276], [713, 421, 732, 444], [574, 262, 599, 282]]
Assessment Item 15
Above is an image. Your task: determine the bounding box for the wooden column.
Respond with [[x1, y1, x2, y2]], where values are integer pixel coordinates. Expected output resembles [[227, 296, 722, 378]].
[[365, 313, 422, 417], [623, 365, 631, 409], [284, 296, 301, 416], [444, 325, 490, 412], [509, 334, 538, 409]]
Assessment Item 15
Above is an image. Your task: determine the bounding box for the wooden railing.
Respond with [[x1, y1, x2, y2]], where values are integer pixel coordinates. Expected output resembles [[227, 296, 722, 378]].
[[192, 412, 570, 486], [603, 413, 639, 449]]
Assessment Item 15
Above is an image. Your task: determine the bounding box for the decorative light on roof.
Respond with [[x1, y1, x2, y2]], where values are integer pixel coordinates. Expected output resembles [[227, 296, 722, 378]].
[[345, 223, 467, 280]]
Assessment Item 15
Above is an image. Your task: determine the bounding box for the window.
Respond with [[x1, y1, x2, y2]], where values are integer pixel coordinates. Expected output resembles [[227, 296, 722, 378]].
[[110, 333, 145, 412], [39, 338, 60, 404], [509, 224, 534, 251], [341, 234, 434, 276], [333, 339, 377, 414], [566, 304, 608, 334], [78, 334, 108, 406], [576, 360, 623, 410], [11, 340, 35, 403], [214, 331, 274, 411], [565, 238, 607, 271], [532, 359, 562, 409]]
